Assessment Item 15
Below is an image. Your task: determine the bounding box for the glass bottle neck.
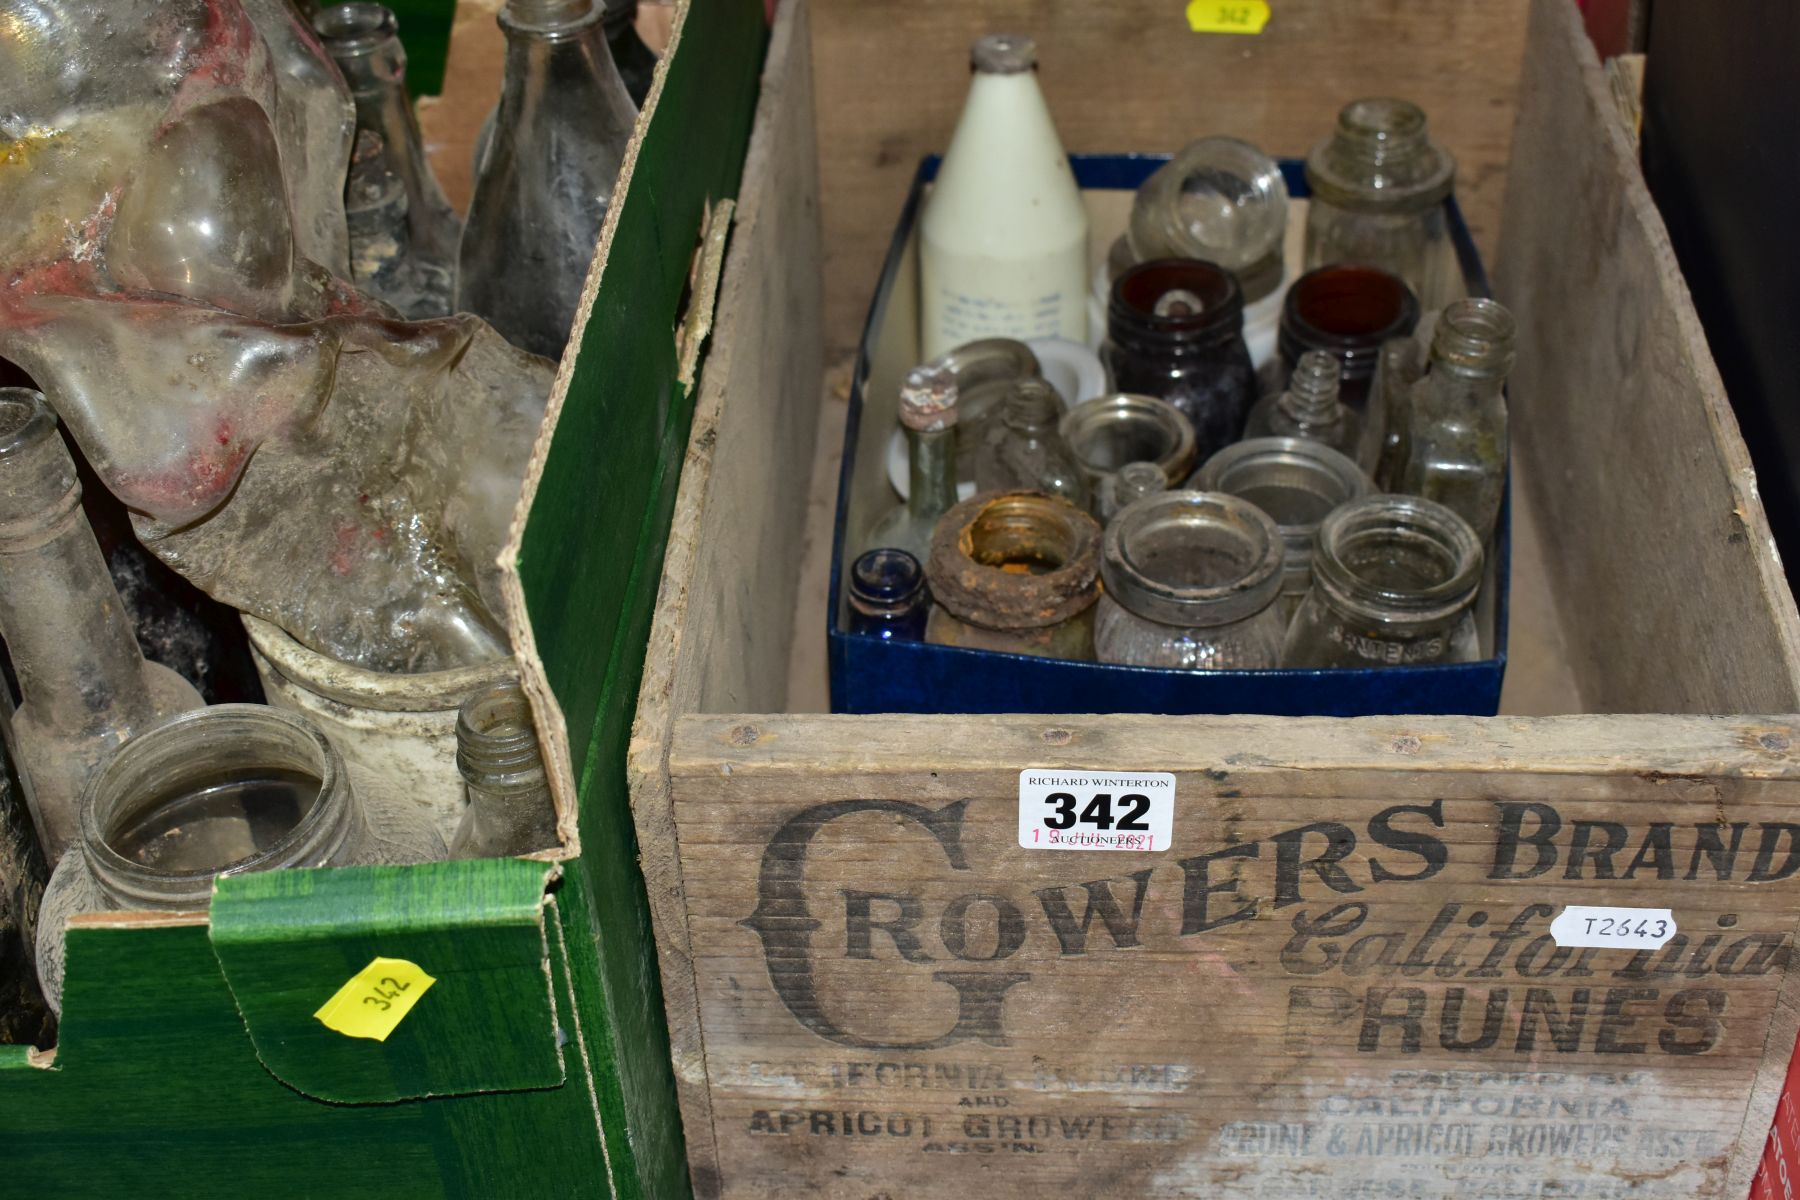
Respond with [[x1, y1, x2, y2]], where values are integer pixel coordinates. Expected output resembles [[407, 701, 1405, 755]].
[[906, 427, 958, 520]]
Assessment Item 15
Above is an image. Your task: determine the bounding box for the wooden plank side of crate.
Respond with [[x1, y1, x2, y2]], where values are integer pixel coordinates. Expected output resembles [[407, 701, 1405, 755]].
[[1495, 0, 1800, 715], [667, 712, 1800, 1198], [626, 0, 823, 1193]]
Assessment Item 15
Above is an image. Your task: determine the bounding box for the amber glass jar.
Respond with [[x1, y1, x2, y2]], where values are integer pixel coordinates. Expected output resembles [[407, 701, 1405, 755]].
[[1272, 263, 1420, 413], [1100, 259, 1256, 464], [925, 492, 1101, 660]]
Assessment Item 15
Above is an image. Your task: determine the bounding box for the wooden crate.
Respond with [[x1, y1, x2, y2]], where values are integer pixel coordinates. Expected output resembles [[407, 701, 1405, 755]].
[[629, 1, 1800, 1196]]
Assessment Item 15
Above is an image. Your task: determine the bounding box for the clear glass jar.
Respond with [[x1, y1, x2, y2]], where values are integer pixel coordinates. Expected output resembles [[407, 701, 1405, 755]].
[[1281, 494, 1483, 669], [868, 365, 960, 561], [1304, 99, 1457, 310], [935, 338, 1042, 482], [457, 0, 639, 360], [1058, 393, 1196, 504], [1372, 336, 1426, 492], [1101, 259, 1257, 465], [1122, 136, 1289, 306], [1093, 491, 1286, 669], [1270, 263, 1420, 418], [1243, 350, 1366, 469], [925, 492, 1100, 660], [0, 388, 203, 862], [449, 680, 558, 860], [315, 2, 463, 318], [1192, 436, 1372, 623], [1398, 298, 1515, 545], [1097, 461, 1169, 524], [975, 381, 1091, 511], [847, 548, 930, 642], [36, 705, 444, 1013]]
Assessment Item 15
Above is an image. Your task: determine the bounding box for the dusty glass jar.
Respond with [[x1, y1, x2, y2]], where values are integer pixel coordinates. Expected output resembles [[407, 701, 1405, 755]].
[[975, 381, 1091, 510], [1193, 436, 1371, 623], [847, 548, 930, 642], [1304, 99, 1457, 310], [925, 492, 1101, 660], [36, 705, 444, 1013], [450, 679, 558, 859], [1270, 263, 1420, 418], [1101, 259, 1256, 465], [929, 338, 1040, 483], [1281, 494, 1483, 669], [1093, 491, 1286, 670], [868, 365, 960, 561], [1372, 336, 1427, 492], [1122, 137, 1289, 306], [1399, 298, 1516, 545], [1242, 351, 1366, 469], [1097, 461, 1169, 524], [1058, 393, 1196, 503]]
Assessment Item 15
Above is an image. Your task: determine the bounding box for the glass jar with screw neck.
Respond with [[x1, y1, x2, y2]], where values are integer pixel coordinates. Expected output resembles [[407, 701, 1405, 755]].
[[1304, 99, 1457, 311], [1398, 297, 1516, 545], [36, 705, 444, 1013], [867, 365, 959, 562], [0, 388, 202, 863], [975, 380, 1091, 511], [1098, 461, 1169, 524], [925, 492, 1101, 660], [933, 338, 1041, 481], [1269, 263, 1420, 415], [315, 2, 463, 319], [1281, 494, 1483, 669], [847, 548, 930, 642], [450, 679, 559, 859], [1243, 351, 1367, 469], [1101, 259, 1257, 465], [1093, 491, 1287, 670]]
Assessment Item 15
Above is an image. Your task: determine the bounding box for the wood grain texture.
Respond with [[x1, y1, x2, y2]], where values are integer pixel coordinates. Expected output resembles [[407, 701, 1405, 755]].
[[1493, 0, 1800, 715], [667, 712, 1800, 1198], [809, 0, 1529, 356], [627, 1, 823, 1191]]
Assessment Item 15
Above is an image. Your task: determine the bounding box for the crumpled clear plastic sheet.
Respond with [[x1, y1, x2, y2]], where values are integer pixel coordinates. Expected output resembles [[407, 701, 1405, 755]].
[[0, 0, 553, 674]]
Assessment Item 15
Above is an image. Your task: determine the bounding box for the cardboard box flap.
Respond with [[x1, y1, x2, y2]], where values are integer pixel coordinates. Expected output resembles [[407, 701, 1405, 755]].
[[208, 858, 565, 1103]]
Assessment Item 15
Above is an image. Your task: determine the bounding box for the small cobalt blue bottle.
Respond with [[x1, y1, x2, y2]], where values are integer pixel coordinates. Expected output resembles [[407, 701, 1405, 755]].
[[847, 548, 929, 642]]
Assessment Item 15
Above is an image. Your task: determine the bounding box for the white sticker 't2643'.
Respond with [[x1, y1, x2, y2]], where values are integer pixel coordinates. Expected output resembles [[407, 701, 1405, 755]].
[[1549, 906, 1678, 949], [1018, 769, 1174, 851]]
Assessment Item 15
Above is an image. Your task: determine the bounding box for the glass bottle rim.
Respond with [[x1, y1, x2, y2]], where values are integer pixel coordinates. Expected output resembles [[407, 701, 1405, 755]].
[[1429, 297, 1517, 376], [971, 34, 1037, 75], [850, 547, 926, 608], [500, 0, 602, 34], [1101, 490, 1285, 627], [78, 705, 356, 911], [1109, 259, 1245, 347], [456, 679, 548, 791], [1312, 494, 1483, 626], [1305, 97, 1455, 214], [1279, 264, 1420, 381], [927, 491, 1100, 631], [313, 3, 400, 55], [1058, 393, 1196, 491]]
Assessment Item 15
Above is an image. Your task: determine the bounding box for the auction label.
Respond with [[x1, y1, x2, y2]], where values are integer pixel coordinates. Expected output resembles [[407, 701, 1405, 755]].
[[1549, 905, 1678, 950], [1018, 769, 1175, 851]]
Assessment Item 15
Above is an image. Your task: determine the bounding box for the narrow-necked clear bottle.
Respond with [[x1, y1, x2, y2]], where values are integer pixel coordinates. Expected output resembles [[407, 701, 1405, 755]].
[[36, 705, 444, 1013], [975, 380, 1091, 511], [920, 35, 1088, 358], [449, 680, 558, 859], [457, 0, 639, 360], [0, 389, 202, 863], [1098, 461, 1169, 524], [1243, 350, 1366, 470], [1398, 298, 1515, 544], [868, 366, 959, 563], [316, 3, 463, 318], [1372, 335, 1426, 493], [846, 549, 930, 642]]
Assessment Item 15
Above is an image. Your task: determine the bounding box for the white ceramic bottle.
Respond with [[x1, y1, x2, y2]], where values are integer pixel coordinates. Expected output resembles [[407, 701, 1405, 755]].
[[920, 34, 1088, 359]]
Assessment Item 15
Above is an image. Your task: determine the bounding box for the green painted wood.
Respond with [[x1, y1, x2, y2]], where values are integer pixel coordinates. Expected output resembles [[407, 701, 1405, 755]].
[[304, 0, 456, 98], [208, 859, 562, 1103]]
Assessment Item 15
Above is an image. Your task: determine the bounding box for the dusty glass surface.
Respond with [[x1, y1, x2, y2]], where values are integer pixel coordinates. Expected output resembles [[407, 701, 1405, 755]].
[[1398, 299, 1515, 545], [1242, 350, 1366, 469], [975, 381, 1091, 511], [0, 0, 553, 674], [449, 679, 557, 859], [868, 366, 959, 562]]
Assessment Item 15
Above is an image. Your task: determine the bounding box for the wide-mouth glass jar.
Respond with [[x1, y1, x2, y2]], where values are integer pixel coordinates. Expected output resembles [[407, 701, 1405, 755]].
[[1281, 494, 1483, 669], [925, 491, 1101, 660], [1272, 263, 1420, 410], [1093, 490, 1286, 670], [1058, 393, 1197, 498]]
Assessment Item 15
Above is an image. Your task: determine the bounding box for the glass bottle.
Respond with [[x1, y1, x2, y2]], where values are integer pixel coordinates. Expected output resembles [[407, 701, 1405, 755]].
[[457, 0, 640, 360], [0, 389, 203, 864], [449, 680, 558, 860], [1372, 336, 1426, 493], [315, 3, 463, 319], [846, 549, 930, 642], [1281, 494, 1483, 669], [975, 380, 1091, 511], [1398, 298, 1515, 544], [925, 492, 1101, 660], [1270, 263, 1421, 414], [0, 680, 54, 1044], [932, 338, 1040, 482], [1093, 490, 1287, 670], [603, 0, 659, 107], [1243, 351, 1366, 470], [36, 705, 444, 1013], [1101, 259, 1257, 465], [1192, 437, 1371, 623], [1098, 461, 1169, 524], [1058, 393, 1196, 503], [867, 365, 959, 563], [919, 35, 1089, 358], [1304, 98, 1458, 310]]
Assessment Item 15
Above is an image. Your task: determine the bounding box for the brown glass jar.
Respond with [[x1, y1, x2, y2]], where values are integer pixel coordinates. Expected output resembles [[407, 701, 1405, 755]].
[[1272, 263, 1420, 412], [1100, 259, 1256, 465], [925, 491, 1101, 660]]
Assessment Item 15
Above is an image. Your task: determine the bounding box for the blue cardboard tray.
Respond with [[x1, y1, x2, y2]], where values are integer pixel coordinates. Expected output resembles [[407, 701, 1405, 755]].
[[826, 154, 1509, 716]]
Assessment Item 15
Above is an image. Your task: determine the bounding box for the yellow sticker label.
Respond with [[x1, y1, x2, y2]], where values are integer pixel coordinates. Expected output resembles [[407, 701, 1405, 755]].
[[313, 957, 436, 1042], [1186, 0, 1271, 34]]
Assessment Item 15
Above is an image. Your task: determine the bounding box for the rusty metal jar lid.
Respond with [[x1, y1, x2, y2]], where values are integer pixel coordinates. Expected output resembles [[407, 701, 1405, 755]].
[[926, 491, 1101, 631]]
